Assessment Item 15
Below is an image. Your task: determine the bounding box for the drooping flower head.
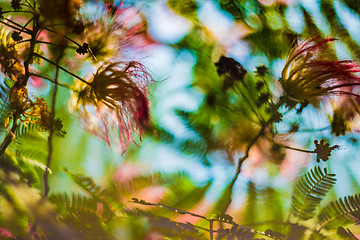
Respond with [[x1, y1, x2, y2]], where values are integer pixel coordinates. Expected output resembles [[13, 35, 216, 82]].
[[74, 61, 153, 153], [279, 37, 360, 107]]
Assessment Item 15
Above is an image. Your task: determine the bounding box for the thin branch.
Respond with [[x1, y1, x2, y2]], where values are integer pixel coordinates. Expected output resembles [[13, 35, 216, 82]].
[[43, 27, 81, 46], [1, 17, 32, 34], [272, 141, 315, 154], [14, 38, 31, 45], [234, 84, 265, 124], [29, 73, 72, 89], [44, 54, 63, 197], [0, 20, 23, 32], [36, 40, 76, 49], [34, 53, 91, 86], [18, 17, 33, 34]]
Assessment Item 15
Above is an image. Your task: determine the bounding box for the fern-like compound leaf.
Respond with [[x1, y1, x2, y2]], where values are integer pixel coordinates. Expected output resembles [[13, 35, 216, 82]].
[[0, 78, 14, 132], [318, 194, 360, 230], [290, 167, 336, 221]]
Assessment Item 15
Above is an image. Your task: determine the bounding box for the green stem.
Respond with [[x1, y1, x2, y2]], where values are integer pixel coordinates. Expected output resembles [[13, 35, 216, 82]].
[[220, 99, 285, 214], [44, 54, 62, 197]]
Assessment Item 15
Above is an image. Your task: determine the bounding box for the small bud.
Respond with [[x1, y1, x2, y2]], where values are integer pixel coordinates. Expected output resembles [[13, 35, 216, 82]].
[[255, 65, 269, 77], [256, 92, 270, 106], [76, 43, 89, 55], [11, 32, 23, 42], [11, 0, 21, 11], [314, 139, 338, 162]]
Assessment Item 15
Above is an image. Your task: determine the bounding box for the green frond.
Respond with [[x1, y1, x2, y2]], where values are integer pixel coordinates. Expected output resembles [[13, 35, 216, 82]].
[[320, 0, 360, 60], [160, 178, 211, 213], [318, 194, 360, 230], [179, 138, 207, 157], [115, 171, 186, 194], [301, 7, 321, 36], [125, 205, 206, 239], [66, 169, 106, 199], [243, 181, 258, 225], [261, 187, 284, 231], [14, 121, 48, 138], [290, 167, 336, 221], [0, 78, 14, 132], [49, 192, 98, 213], [341, 0, 360, 15], [62, 209, 111, 240], [337, 227, 358, 239], [50, 192, 115, 223], [209, 183, 233, 215], [66, 170, 123, 218]]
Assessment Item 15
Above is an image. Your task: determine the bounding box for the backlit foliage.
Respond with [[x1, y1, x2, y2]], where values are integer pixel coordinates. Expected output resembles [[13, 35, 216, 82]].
[[1, 0, 360, 239]]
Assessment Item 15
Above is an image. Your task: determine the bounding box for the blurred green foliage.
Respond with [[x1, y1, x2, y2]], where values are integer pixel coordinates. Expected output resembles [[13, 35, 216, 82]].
[[1, 0, 360, 239]]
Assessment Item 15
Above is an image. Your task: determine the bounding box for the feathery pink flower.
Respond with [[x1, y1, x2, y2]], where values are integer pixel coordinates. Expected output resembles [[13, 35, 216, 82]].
[[280, 37, 360, 106], [74, 61, 153, 153]]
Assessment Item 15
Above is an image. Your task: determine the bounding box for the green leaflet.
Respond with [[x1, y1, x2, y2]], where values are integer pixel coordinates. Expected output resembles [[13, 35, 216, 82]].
[[318, 194, 360, 230], [290, 167, 336, 221]]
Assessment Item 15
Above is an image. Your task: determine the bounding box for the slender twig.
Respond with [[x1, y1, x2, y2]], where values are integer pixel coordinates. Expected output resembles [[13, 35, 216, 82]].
[[273, 142, 315, 154], [18, 17, 33, 34], [14, 39, 31, 45], [34, 53, 91, 86], [278, 126, 331, 134], [22, 14, 40, 86], [1, 17, 32, 34], [0, 20, 23, 32], [220, 99, 286, 215], [36, 40, 76, 49], [234, 84, 265, 124], [43, 27, 81, 46], [29, 73, 72, 89], [2, 11, 32, 14], [209, 219, 214, 240], [44, 54, 63, 197]]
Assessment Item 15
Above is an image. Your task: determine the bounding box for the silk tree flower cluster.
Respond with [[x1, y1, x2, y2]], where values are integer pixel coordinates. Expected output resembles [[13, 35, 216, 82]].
[[74, 61, 152, 153], [279, 37, 360, 108]]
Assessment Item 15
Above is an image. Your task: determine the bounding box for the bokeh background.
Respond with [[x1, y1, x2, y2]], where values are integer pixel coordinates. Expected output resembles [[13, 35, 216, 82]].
[[2, 0, 360, 238]]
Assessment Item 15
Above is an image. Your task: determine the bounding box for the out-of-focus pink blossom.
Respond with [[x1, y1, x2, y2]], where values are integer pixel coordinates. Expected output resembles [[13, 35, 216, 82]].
[[74, 61, 153, 153], [29, 76, 46, 89]]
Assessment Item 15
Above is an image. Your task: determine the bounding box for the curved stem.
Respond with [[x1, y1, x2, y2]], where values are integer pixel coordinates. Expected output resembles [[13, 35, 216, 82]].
[[274, 142, 315, 154], [220, 99, 285, 214]]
